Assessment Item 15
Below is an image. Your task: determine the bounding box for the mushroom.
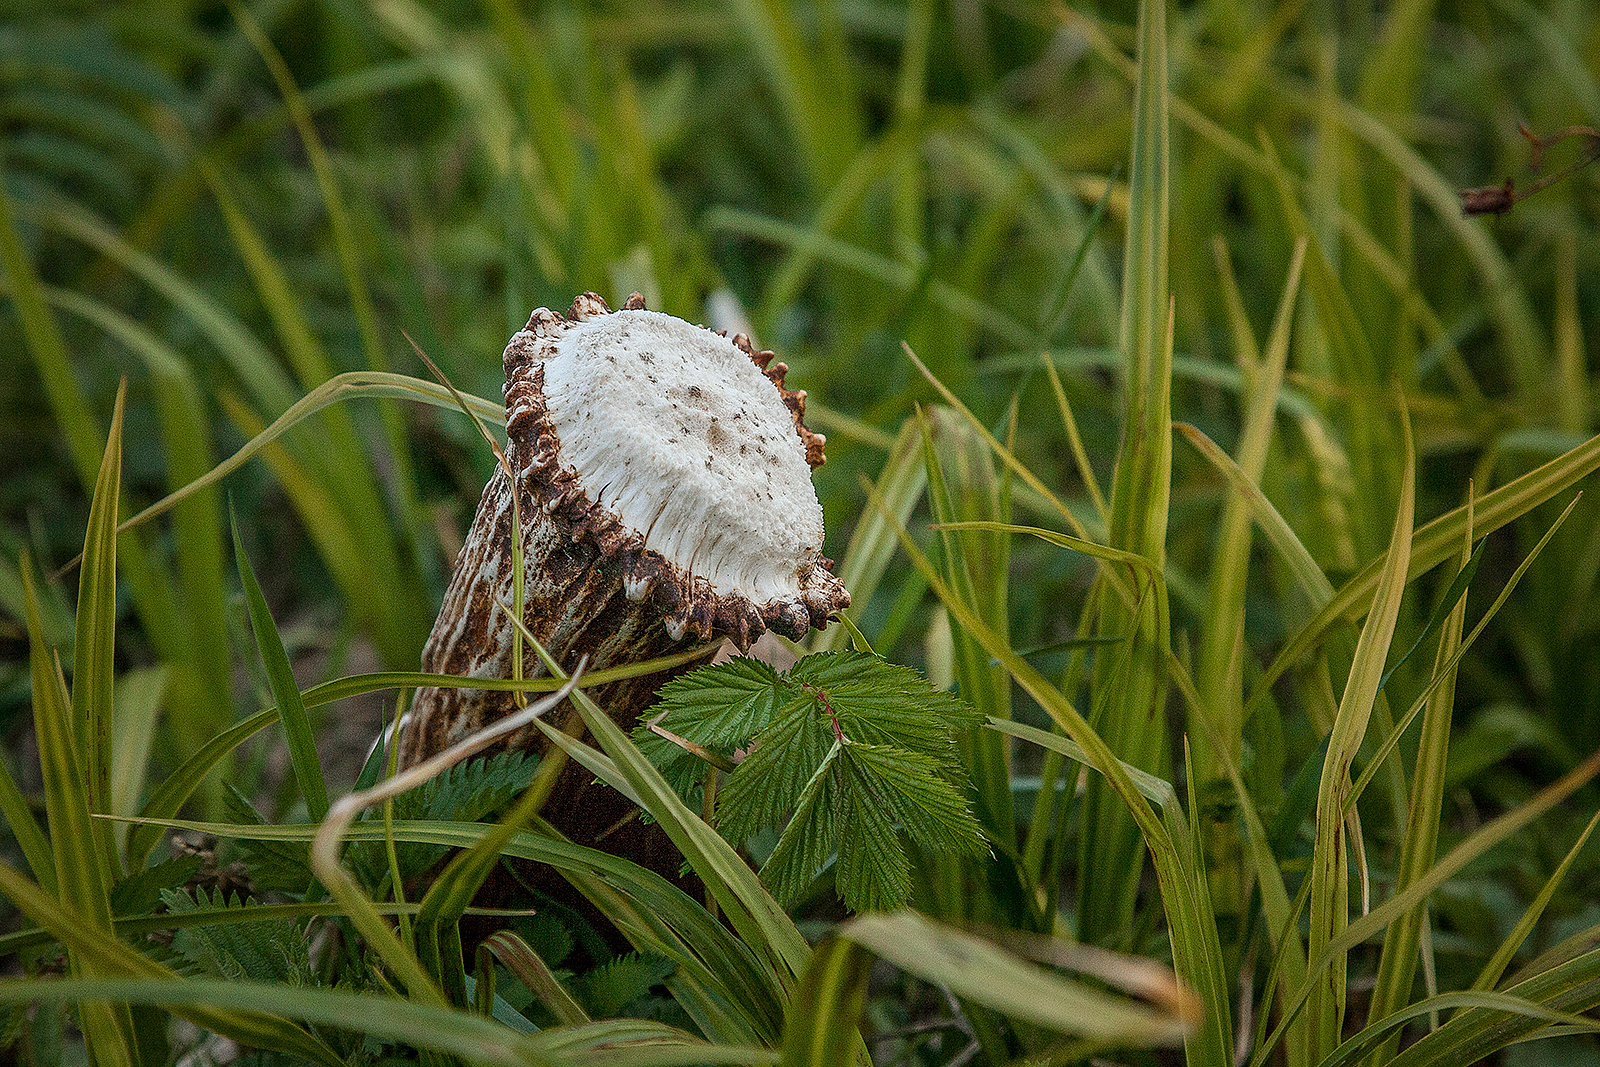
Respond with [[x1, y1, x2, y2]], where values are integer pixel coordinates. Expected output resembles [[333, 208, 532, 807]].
[[398, 292, 849, 771]]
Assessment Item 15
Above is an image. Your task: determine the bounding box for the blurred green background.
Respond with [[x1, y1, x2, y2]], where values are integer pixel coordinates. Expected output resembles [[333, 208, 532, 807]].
[[3, 0, 1600, 1020]]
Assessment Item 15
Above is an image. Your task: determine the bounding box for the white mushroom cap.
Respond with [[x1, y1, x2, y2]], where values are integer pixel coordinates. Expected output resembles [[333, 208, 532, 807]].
[[500, 293, 848, 646], [545, 308, 825, 605]]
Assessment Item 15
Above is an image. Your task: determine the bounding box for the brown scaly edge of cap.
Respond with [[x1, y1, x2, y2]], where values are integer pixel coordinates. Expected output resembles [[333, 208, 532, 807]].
[[501, 291, 850, 649]]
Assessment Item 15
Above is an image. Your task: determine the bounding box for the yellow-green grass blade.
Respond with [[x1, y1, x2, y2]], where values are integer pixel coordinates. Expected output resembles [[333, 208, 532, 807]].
[[0, 738, 54, 895], [867, 484, 1234, 1067], [1191, 238, 1305, 787], [124, 643, 718, 867], [196, 156, 428, 638], [231, 512, 329, 823], [919, 407, 1014, 855], [72, 380, 126, 873], [0, 899, 431, 958], [1471, 809, 1600, 996], [100, 371, 498, 550], [842, 911, 1194, 1046], [527, 650, 812, 994], [25, 400, 138, 1066], [1163, 664, 1309, 1067], [0, 974, 525, 1067], [705, 208, 1035, 348], [1081, 0, 1170, 947], [108, 667, 166, 858], [1303, 398, 1415, 1062], [1364, 496, 1472, 1057], [720, 0, 861, 191], [128, 816, 792, 1044], [1346, 499, 1573, 826], [1328, 989, 1600, 1067], [481, 931, 590, 1027], [215, 5, 427, 622], [1244, 430, 1600, 723], [21, 196, 299, 414], [816, 416, 928, 653], [778, 937, 873, 1067], [526, 1019, 775, 1066], [1387, 946, 1600, 1067], [33, 283, 233, 765], [1249, 742, 1600, 1067]]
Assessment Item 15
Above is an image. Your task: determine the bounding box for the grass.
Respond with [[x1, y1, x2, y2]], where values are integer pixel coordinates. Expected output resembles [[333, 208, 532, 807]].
[[4, 0, 1600, 1064]]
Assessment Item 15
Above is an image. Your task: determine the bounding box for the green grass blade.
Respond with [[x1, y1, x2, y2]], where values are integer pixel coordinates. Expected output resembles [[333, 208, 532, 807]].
[[866, 482, 1234, 1067], [23, 399, 139, 1066], [1080, 0, 1171, 950], [1245, 431, 1600, 721], [1472, 809, 1600, 995], [779, 937, 873, 1067], [231, 510, 329, 822], [842, 911, 1194, 1045], [816, 416, 928, 653], [105, 371, 498, 547], [72, 379, 125, 873], [0, 736, 55, 895], [1304, 398, 1415, 1061], [526, 648, 811, 991], [1192, 238, 1305, 785], [1250, 744, 1600, 1067], [1365, 497, 1473, 1055], [0, 974, 524, 1067]]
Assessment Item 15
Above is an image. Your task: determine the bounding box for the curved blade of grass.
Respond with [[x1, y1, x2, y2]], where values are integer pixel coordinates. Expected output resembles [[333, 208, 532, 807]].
[[1249, 744, 1600, 1067], [778, 937, 873, 1067], [843, 911, 1194, 1045], [0, 975, 537, 1067], [482, 930, 590, 1027], [1303, 396, 1414, 1062], [524, 645, 812, 991], [864, 481, 1233, 1067], [312, 675, 582, 1008], [1472, 809, 1600, 995], [1245, 432, 1600, 722], [1389, 944, 1600, 1067], [1326, 989, 1600, 1067], [51, 370, 498, 577], [0, 860, 342, 1065], [232, 509, 328, 822], [125, 643, 717, 867], [129, 816, 790, 1042]]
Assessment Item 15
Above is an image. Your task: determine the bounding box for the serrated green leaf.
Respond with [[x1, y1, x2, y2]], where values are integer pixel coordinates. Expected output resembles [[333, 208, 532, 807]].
[[108, 853, 203, 917], [576, 952, 675, 1019], [755, 742, 841, 906], [834, 764, 912, 912], [718, 699, 833, 844], [845, 743, 988, 859], [162, 887, 314, 987], [221, 784, 312, 894]]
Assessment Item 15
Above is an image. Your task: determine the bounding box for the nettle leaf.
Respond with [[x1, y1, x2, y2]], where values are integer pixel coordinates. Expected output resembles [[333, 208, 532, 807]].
[[638, 650, 988, 910], [221, 784, 311, 894], [160, 887, 314, 987], [635, 657, 788, 792]]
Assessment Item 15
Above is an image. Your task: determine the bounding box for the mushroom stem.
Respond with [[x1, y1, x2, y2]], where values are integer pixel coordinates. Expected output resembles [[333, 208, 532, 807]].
[[396, 293, 848, 875]]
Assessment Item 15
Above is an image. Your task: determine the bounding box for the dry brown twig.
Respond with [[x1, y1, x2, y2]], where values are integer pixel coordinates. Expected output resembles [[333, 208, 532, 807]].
[[1459, 123, 1600, 216]]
